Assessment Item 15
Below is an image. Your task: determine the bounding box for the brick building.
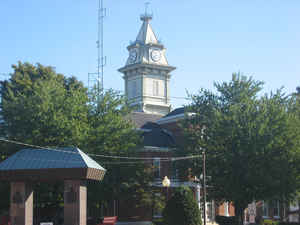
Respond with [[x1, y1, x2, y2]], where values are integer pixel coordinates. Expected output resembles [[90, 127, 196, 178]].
[[115, 10, 235, 224]]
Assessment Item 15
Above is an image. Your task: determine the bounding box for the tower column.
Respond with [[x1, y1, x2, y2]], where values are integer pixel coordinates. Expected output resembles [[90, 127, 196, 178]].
[[10, 182, 33, 225], [64, 180, 87, 225]]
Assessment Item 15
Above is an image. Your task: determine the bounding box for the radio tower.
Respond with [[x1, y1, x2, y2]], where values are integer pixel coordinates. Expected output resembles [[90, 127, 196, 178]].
[[88, 0, 106, 100]]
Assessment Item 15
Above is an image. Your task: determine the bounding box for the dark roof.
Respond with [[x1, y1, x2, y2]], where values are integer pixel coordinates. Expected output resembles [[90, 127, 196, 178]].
[[129, 112, 162, 128], [141, 122, 175, 148], [0, 147, 106, 181], [163, 107, 185, 118]]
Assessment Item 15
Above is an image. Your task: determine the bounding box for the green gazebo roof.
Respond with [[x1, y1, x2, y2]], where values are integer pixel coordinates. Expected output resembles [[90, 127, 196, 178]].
[[0, 147, 106, 181]]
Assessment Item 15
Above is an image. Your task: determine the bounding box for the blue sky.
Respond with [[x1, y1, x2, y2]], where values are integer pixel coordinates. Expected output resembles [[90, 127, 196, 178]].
[[0, 0, 299, 108]]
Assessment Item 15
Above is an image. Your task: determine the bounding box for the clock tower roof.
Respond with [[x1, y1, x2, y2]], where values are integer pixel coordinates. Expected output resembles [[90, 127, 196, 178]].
[[118, 9, 176, 116], [119, 12, 175, 69], [135, 13, 158, 45]]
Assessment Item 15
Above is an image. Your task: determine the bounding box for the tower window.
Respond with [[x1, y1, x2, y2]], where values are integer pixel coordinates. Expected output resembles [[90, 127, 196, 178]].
[[153, 80, 159, 96], [131, 80, 137, 98]]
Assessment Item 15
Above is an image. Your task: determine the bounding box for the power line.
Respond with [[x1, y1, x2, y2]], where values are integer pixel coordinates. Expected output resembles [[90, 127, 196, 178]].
[[0, 138, 201, 161]]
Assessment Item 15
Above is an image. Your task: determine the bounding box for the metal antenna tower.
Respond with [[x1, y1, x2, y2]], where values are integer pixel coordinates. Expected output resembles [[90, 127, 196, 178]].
[[0, 73, 9, 78], [88, 0, 106, 99]]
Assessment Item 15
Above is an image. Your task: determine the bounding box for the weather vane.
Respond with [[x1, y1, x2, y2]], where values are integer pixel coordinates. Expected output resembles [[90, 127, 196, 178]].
[[145, 2, 150, 15], [141, 2, 152, 21]]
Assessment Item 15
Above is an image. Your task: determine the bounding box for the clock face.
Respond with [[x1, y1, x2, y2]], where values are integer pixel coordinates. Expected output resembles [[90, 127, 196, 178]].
[[129, 49, 137, 63], [151, 50, 161, 62]]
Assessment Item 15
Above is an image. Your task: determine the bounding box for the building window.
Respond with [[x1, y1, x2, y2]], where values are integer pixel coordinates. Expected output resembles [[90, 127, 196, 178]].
[[207, 201, 215, 221], [153, 158, 160, 178], [153, 80, 159, 96], [263, 201, 269, 218], [171, 162, 178, 180], [272, 200, 280, 218], [289, 200, 299, 222]]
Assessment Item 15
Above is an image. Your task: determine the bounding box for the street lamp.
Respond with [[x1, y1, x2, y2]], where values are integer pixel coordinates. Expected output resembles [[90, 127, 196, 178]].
[[193, 176, 201, 210], [162, 176, 171, 200]]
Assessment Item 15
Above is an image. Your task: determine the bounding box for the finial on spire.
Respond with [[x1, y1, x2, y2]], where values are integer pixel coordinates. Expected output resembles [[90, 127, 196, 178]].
[[140, 2, 153, 22], [145, 2, 150, 15]]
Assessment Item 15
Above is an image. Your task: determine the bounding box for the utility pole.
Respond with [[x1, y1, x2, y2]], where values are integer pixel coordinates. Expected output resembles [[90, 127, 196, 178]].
[[203, 149, 207, 225]]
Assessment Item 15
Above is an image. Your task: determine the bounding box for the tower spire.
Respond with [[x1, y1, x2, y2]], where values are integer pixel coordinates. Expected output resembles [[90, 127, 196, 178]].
[[119, 7, 176, 115]]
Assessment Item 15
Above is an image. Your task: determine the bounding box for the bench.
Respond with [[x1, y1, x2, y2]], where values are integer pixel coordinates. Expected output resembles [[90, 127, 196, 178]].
[[98, 216, 117, 225]]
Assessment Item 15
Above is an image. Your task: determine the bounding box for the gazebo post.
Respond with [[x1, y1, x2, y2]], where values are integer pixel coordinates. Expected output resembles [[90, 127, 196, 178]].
[[10, 182, 33, 225], [64, 180, 87, 225], [0, 148, 105, 225]]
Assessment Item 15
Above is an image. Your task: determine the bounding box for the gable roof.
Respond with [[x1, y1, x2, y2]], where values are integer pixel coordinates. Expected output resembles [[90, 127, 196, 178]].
[[141, 122, 175, 148], [163, 107, 185, 118], [157, 107, 185, 125]]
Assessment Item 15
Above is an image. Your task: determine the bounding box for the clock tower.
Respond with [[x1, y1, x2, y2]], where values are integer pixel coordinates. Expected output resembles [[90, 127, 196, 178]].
[[118, 12, 176, 115]]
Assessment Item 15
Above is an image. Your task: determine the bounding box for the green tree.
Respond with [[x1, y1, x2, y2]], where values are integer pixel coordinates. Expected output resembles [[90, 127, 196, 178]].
[[163, 186, 202, 225], [0, 62, 90, 213], [0, 62, 89, 148], [180, 73, 300, 224], [0, 62, 163, 216], [85, 89, 162, 216]]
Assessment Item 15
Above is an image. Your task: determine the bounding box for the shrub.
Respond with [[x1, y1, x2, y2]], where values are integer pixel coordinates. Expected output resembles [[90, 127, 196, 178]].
[[263, 220, 280, 225], [263, 219, 274, 225], [152, 218, 164, 225], [163, 186, 202, 225], [215, 215, 238, 225], [279, 223, 300, 225]]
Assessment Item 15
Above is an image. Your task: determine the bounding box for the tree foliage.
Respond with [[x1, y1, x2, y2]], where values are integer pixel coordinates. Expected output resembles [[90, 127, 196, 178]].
[[0, 62, 160, 216], [0, 62, 89, 149], [163, 186, 202, 225], [180, 73, 300, 224]]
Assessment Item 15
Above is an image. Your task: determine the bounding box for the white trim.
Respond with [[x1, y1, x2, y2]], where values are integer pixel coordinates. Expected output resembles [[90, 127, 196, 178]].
[[225, 202, 230, 217], [157, 112, 195, 125], [157, 113, 184, 124], [140, 146, 174, 152]]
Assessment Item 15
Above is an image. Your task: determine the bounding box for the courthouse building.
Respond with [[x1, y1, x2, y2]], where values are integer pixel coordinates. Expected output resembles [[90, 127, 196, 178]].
[[115, 10, 236, 224]]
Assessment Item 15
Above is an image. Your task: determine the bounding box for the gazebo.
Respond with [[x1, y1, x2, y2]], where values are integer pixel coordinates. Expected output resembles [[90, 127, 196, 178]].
[[0, 147, 106, 225]]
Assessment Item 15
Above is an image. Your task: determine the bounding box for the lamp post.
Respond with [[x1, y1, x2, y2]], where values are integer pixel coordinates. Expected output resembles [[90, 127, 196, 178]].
[[193, 176, 201, 210], [162, 176, 171, 200]]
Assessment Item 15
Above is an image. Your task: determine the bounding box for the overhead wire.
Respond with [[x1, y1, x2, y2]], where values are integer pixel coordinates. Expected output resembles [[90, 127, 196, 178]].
[[0, 138, 201, 163]]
